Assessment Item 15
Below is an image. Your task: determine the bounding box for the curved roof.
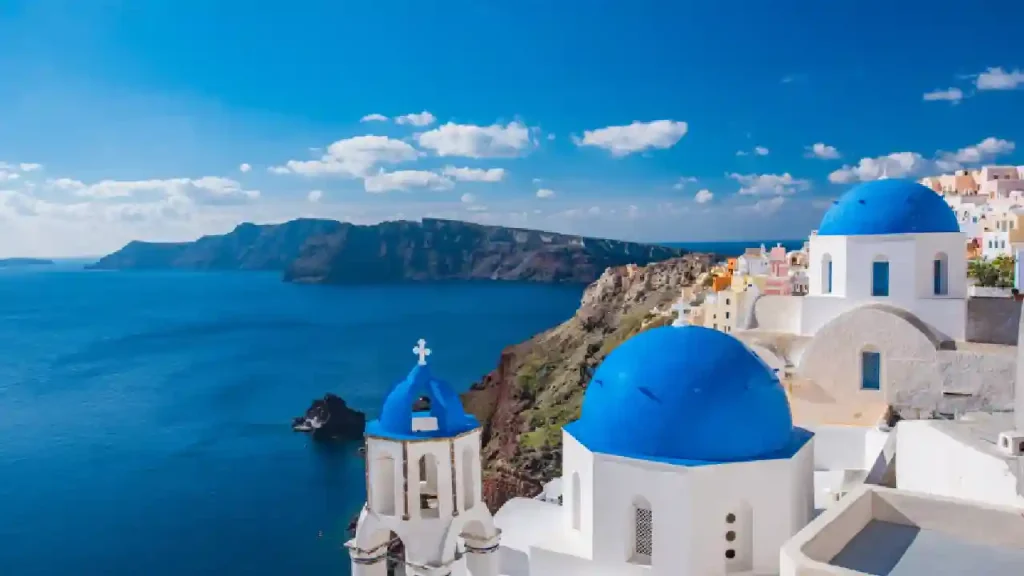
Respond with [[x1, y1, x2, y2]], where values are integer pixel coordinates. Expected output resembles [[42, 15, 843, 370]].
[[565, 326, 808, 465], [366, 362, 478, 441], [818, 179, 960, 236]]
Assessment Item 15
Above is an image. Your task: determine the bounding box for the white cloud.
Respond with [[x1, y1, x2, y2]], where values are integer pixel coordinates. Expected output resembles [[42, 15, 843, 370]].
[[272, 135, 420, 177], [935, 137, 1015, 171], [547, 133, 556, 141], [49, 176, 260, 204], [736, 150, 748, 157], [923, 87, 964, 103], [440, 166, 506, 182], [828, 152, 928, 183], [18, 163, 42, 172], [307, 190, 323, 203], [460, 193, 476, 203], [804, 142, 841, 160], [268, 166, 290, 175], [394, 111, 436, 127], [976, 67, 1024, 91], [536, 188, 555, 199], [416, 121, 532, 158], [239, 163, 252, 173], [829, 137, 1016, 183], [754, 146, 770, 156], [572, 120, 689, 157], [694, 189, 713, 204], [360, 113, 389, 122], [363, 169, 454, 193], [740, 196, 786, 214], [0, 170, 19, 182], [728, 173, 810, 196], [673, 176, 698, 190]]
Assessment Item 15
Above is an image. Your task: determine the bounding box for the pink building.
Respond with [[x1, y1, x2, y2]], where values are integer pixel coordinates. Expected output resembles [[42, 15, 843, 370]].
[[763, 244, 792, 295]]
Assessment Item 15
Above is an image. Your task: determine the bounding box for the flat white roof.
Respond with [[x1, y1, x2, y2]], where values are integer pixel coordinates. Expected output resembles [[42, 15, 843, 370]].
[[782, 485, 1024, 576]]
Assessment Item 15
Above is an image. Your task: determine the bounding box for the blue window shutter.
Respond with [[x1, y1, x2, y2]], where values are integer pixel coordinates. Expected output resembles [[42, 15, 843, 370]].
[[933, 259, 943, 295], [826, 261, 833, 293], [872, 261, 889, 296], [861, 352, 881, 390]]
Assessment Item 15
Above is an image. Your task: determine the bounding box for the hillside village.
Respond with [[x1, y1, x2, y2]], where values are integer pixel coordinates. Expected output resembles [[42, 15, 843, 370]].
[[347, 177, 1024, 575], [667, 165, 1024, 338]]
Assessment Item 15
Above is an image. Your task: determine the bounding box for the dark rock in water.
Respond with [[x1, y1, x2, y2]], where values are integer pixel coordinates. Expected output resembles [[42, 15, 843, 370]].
[[292, 393, 366, 441]]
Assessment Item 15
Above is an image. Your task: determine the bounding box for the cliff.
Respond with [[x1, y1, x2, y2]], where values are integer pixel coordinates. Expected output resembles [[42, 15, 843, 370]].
[[89, 218, 686, 285], [88, 219, 344, 271], [460, 255, 714, 511]]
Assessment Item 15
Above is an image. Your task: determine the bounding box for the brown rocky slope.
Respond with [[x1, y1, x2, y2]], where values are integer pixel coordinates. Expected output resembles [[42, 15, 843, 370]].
[[461, 254, 714, 511]]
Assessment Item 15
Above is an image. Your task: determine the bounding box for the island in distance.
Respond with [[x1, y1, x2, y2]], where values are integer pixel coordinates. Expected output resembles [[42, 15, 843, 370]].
[[0, 258, 55, 268], [89, 217, 691, 284]]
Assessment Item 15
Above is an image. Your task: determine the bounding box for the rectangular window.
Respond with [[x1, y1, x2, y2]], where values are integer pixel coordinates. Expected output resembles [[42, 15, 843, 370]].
[[634, 507, 653, 559], [826, 261, 833, 294], [861, 351, 881, 390], [871, 261, 890, 297], [725, 311, 730, 319], [934, 259, 943, 295]]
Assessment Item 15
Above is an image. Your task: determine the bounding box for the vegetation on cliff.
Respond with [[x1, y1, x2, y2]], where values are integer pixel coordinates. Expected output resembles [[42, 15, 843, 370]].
[[461, 255, 713, 511]]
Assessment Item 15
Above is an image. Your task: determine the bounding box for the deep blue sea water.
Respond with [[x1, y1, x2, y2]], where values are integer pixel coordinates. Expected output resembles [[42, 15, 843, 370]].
[[0, 263, 583, 576]]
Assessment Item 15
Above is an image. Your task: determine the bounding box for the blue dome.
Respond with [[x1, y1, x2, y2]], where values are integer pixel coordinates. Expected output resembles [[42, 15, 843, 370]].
[[564, 326, 807, 465], [817, 179, 960, 236], [366, 360, 478, 441]]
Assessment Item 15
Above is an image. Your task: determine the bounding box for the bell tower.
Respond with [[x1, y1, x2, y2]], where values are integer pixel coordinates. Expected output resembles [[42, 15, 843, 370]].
[[347, 339, 501, 576]]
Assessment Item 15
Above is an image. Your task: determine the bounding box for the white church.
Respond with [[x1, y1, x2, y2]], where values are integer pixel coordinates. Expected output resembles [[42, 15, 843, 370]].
[[347, 179, 1024, 575]]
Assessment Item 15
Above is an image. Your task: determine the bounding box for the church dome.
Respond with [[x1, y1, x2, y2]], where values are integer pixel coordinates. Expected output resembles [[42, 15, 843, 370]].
[[817, 179, 960, 236], [366, 342, 479, 440], [565, 326, 799, 464]]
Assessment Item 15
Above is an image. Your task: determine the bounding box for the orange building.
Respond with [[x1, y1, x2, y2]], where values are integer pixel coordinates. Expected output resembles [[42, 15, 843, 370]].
[[711, 274, 732, 292]]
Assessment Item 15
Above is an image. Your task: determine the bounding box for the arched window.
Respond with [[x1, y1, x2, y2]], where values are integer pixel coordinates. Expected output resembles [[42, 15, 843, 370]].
[[934, 252, 949, 295], [418, 454, 440, 518], [861, 349, 881, 391], [571, 472, 581, 531], [871, 256, 889, 297], [371, 455, 396, 516], [630, 496, 653, 565], [461, 445, 475, 511], [821, 254, 833, 294]]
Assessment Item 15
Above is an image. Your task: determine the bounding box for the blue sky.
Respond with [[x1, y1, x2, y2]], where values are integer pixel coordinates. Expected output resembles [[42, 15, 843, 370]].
[[0, 0, 1022, 257]]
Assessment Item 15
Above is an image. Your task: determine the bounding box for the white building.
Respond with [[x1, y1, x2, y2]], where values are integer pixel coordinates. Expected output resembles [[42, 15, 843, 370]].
[[737, 246, 770, 277], [347, 339, 501, 576], [734, 178, 1017, 445], [495, 325, 815, 576]]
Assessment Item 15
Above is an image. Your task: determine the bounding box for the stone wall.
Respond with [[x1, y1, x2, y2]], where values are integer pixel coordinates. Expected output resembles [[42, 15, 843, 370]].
[[967, 297, 1021, 345]]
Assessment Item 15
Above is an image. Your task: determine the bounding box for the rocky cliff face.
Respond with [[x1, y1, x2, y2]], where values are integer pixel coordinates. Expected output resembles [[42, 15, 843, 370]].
[[283, 218, 685, 284], [89, 219, 344, 271], [89, 217, 686, 285], [461, 255, 714, 511]]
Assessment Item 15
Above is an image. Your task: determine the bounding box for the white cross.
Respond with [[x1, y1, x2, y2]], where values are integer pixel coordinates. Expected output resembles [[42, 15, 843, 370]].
[[413, 339, 431, 366]]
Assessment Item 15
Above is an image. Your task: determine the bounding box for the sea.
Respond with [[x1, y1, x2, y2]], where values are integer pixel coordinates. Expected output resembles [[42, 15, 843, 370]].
[[0, 239, 796, 575]]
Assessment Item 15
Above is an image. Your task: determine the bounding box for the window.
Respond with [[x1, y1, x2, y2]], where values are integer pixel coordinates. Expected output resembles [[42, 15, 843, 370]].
[[725, 298, 730, 305], [934, 253, 948, 296], [861, 351, 881, 391], [821, 254, 833, 294], [871, 260, 889, 297], [725, 311, 730, 319], [632, 502, 653, 563]]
